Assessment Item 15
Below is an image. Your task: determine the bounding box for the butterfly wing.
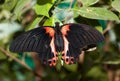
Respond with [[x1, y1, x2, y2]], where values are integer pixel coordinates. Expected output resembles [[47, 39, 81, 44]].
[[61, 23, 104, 64], [10, 27, 58, 66]]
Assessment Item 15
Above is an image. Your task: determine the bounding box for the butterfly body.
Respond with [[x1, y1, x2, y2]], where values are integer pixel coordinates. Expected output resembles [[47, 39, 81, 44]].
[[54, 33, 64, 52], [54, 23, 64, 52], [10, 22, 104, 66]]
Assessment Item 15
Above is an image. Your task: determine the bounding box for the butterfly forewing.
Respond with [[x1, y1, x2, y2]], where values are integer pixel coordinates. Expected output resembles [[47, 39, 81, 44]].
[[10, 26, 59, 66], [10, 27, 47, 52]]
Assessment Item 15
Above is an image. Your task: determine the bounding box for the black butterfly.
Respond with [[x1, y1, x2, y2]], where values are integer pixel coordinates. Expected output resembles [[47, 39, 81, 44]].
[[10, 22, 104, 66]]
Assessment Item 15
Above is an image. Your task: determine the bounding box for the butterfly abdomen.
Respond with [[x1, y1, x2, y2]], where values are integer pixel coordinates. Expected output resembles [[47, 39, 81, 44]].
[[54, 31, 64, 52]]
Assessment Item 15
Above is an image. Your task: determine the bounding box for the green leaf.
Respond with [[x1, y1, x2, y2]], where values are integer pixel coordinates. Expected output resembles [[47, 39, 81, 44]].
[[35, 3, 52, 17], [0, 22, 21, 40], [0, 52, 6, 60], [37, 0, 54, 5], [0, 10, 11, 21], [95, 26, 103, 33], [86, 66, 107, 81], [2, 0, 17, 11], [43, 17, 61, 26], [82, 0, 99, 6], [27, 17, 43, 30], [76, 7, 120, 22], [43, 17, 54, 26], [112, 0, 120, 13], [64, 64, 78, 72], [13, 0, 30, 19], [44, 17, 62, 26], [98, 20, 107, 30], [58, 0, 77, 8], [25, 54, 35, 70]]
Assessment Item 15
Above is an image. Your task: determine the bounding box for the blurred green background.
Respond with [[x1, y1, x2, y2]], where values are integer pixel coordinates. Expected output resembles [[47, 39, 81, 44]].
[[0, 0, 120, 81]]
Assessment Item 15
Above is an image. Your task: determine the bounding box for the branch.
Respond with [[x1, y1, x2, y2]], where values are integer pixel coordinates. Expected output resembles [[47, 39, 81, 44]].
[[0, 46, 43, 78], [103, 21, 114, 34], [0, 46, 32, 71]]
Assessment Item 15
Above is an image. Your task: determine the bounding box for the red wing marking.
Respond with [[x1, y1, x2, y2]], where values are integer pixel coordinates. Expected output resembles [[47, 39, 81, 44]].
[[62, 36, 74, 64], [48, 57, 57, 66], [61, 25, 70, 35], [49, 37, 58, 66], [61, 25, 77, 64], [50, 37, 57, 57], [62, 36, 69, 59], [44, 27, 58, 66], [44, 27, 55, 37]]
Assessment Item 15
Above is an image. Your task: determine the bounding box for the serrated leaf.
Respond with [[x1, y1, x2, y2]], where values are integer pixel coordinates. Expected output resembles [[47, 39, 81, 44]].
[[35, 3, 52, 17], [76, 7, 120, 22], [82, 0, 99, 6], [112, 0, 120, 13]]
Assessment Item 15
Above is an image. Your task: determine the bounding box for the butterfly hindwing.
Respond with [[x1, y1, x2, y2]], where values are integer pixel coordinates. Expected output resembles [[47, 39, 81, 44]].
[[61, 23, 104, 64]]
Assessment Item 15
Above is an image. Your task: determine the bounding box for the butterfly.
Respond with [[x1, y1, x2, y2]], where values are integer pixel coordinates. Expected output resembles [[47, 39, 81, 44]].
[[9, 22, 104, 66]]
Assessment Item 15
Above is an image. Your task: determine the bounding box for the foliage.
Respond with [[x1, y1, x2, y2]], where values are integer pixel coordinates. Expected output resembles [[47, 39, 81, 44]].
[[0, 0, 120, 81]]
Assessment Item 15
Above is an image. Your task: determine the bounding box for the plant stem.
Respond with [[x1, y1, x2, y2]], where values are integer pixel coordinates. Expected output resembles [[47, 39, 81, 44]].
[[0, 46, 32, 71], [0, 46, 43, 78]]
